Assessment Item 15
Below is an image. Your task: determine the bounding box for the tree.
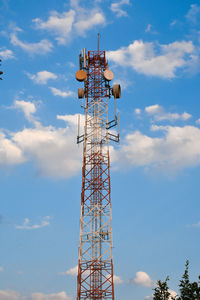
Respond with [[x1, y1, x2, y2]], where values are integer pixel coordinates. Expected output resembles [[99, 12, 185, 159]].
[[152, 261, 200, 300], [153, 276, 171, 300], [190, 278, 200, 300], [178, 260, 200, 300], [178, 260, 193, 300]]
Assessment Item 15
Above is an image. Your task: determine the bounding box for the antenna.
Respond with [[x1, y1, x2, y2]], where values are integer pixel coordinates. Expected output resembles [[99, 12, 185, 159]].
[[97, 33, 100, 52], [0, 59, 3, 80]]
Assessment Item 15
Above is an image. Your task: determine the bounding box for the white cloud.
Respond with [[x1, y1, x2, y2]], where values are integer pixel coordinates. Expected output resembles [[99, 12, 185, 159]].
[[145, 104, 162, 115], [14, 100, 37, 122], [11, 118, 81, 178], [33, 6, 105, 44], [170, 20, 178, 27], [110, 0, 130, 17], [107, 40, 197, 78], [0, 290, 72, 300], [61, 265, 78, 276], [0, 101, 199, 177], [189, 220, 200, 227], [28, 71, 57, 85], [135, 108, 141, 115], [74, 11, 105, 35], [57, 113, 84, 126], [131, 271, 152, 287], [0, 266, 4, 272], [150, 124, 169, 132], [145, 24, 157, 34], [15, 216, 51, 230], [50, 87, 74, 98], [10, 31, 53, 55], [196, 118, 200, 125], [70, 0, 79, 9], [31, 291, 72, 300], [113, 275, 123, 284], [0, 289, 21, 300], [105, 274, 123, 285], [112, 125, 200, 173], [145, 104, 192, 122], [186, 4, 200, 24], [0, 109, 81, 178], [0, 48, 15, 60], [113, 77, 130, 90], [169, 290, 177, 299], [145, 24, 152, 32], [0, 132, 25, 166], [33, 10, 75, 45]]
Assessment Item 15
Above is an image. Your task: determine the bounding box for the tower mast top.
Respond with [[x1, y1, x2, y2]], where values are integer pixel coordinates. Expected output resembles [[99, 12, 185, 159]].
[[97, 33, 100, 52]]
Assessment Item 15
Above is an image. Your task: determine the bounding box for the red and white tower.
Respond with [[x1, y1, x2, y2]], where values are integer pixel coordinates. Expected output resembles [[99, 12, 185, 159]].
[[76, 36, 121, 300]]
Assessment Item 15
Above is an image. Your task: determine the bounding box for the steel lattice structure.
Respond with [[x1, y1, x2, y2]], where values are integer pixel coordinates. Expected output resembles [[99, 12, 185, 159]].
[[76, 40, 121, 300]]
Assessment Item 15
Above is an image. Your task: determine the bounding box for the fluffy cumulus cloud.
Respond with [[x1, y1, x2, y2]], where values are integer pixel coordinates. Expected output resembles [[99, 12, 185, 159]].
[[1, 99, 200, 177], [15, 216, 51, 230], [145, 104, 192, 122], [110, 0, 130, 17], [74, 11, 105, 35], [10, 30, 53, 55], [33, 10, 75, 45], [113, 275, 123, 284], [0, 95, 82, 177], [0, 104, 82, 178], [61, 265, 78, 276], [33, 6, 105, 44], [0, 48, 15, 60], [0, 290, 72, 300], [12, 123, 81, 178], [50, 87, 74, 98], [27, 71, 57, 85], [14, 100, 37, 122], [57, 113, 84, 127], [0, 132, 25, 166], [107, 40, 197, 78], [112, 125, 200, 173], [131, 271, 152, 287], [0, 290, 21, 300]]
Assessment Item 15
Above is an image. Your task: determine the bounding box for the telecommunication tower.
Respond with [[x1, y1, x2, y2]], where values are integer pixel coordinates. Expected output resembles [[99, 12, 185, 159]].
[[75, 35, 121, 300]]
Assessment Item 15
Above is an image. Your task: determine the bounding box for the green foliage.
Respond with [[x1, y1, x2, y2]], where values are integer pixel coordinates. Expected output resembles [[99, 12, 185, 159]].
[[178, 260, 192, 300], [153, 276, 171, 300], [177, 260, 200, 300], [153, 260, 200, 300]]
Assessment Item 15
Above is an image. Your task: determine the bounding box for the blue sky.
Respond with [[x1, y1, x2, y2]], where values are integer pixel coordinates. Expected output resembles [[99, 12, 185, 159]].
[[1, 0, 200, 299]]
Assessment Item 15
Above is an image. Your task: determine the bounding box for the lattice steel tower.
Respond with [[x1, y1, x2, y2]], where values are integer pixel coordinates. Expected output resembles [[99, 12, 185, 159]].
[[76, 36, 121, 300]]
